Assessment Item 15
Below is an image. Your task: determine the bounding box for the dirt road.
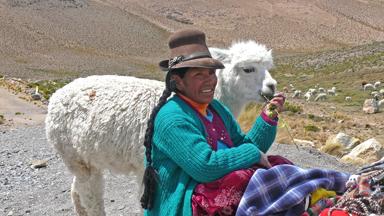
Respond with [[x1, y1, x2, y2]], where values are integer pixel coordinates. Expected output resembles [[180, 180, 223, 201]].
[[0, 88, 46, 128]]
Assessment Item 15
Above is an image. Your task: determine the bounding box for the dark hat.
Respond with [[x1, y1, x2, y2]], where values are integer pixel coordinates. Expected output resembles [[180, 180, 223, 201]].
[[159, 29, 225, 71]]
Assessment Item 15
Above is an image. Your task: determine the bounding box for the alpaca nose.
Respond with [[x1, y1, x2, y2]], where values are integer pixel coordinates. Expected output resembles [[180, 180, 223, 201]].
[[267, 84, 276, 94]]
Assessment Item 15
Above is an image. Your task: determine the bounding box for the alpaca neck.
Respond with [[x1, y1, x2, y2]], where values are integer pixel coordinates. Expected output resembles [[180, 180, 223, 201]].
[[215, 81, 244, 118]]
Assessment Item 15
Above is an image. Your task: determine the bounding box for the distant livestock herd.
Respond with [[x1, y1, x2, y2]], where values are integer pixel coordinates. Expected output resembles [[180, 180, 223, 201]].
[[286, 81, 384, 109]]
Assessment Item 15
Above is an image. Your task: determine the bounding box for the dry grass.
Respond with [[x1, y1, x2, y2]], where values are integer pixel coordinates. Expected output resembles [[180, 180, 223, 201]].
[[238, 93, 383, 155], [320, 143, 346, 157]]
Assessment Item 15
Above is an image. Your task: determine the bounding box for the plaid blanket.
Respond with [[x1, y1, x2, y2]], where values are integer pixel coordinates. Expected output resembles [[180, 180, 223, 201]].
[[236, 165, 350, 216]]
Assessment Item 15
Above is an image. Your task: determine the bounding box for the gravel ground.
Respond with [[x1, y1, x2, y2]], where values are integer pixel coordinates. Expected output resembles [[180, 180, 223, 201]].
[[1, 124, 358, 216], [1, 125, 141, 216]]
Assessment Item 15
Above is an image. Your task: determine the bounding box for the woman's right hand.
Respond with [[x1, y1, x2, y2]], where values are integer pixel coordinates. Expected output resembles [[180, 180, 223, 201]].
[[262, 93, 286, 119], [258, 151, 272, 169]]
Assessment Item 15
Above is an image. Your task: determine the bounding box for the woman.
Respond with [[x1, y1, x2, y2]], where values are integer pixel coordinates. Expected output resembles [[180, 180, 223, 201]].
[[140, 29, 285, 216]]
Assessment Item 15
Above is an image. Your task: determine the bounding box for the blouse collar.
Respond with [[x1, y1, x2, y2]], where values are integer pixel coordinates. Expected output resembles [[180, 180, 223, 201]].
[[177, 93, 209, 116]]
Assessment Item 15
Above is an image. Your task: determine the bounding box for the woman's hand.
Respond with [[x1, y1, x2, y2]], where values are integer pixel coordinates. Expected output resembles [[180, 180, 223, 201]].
[[258, 151, 272, 169], [263, 93, 286, 119]]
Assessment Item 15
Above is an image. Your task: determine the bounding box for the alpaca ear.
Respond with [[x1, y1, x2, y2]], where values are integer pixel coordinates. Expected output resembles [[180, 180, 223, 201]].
[[209, 47, 230, 64]]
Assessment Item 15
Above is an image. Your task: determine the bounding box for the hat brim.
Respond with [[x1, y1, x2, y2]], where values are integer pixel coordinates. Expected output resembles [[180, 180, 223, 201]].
[[159, 57, 225, 71]]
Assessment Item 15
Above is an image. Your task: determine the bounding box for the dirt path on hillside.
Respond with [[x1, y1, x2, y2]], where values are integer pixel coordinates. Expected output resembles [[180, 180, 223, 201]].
[[0, 87, 46, 128]]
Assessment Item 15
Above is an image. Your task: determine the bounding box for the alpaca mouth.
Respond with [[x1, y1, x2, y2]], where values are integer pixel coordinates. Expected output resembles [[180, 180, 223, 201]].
[[259, 91, 274, 101]]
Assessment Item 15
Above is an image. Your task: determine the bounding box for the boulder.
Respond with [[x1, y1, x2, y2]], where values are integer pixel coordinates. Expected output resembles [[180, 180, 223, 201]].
[[320, 132, 359, 157], [330, 132, 360, 150], [341, 138, 384, 165], [362, 99, 379, 114]]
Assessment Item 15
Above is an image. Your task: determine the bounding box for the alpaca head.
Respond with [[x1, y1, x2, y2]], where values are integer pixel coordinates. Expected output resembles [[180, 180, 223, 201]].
[[209, 41, 277, 116]]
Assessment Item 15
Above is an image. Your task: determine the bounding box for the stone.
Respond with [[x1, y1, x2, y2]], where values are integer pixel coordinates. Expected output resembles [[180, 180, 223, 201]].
[[362, 99, 379, 114], [341, 138, 384, 165], [31, 93, 42, 100], [293, 139, 315, 147], [30, 159, 48, 169], [329, 132, 360, 150]]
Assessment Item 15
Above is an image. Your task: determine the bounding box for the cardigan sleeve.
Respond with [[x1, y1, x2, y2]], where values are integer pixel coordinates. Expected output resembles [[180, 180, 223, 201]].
[[153, 112, 261, 183]]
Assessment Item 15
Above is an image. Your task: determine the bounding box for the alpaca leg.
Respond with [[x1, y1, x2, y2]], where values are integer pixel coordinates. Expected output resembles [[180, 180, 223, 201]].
[[68, 160, 106, 216]]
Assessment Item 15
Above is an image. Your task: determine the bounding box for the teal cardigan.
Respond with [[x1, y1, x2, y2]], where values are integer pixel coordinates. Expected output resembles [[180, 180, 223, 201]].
[[145, 96, 277, 216]]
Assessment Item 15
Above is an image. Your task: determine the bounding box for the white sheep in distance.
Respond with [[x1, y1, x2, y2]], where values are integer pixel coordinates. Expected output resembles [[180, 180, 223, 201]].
[[345, 96, 352, 102], [304, 91, 313, 102], [364, 83, 375, 91], [327, 87, 337, 96], [292, 90, 302, 98], [314, 93, 327, 101], [45, 41, 277, 216], [378, 99, 384, 110]]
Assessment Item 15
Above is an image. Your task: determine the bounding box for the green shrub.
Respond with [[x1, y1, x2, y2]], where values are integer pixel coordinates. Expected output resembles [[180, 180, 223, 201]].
[[304, 124, 320, 132], [307, 113, 324, 122], [0, 114, 5, 124], [27, 79, 69, 100], [284, 102, 302, 113]]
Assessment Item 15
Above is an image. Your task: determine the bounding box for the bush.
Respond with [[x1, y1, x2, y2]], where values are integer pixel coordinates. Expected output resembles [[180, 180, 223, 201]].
[[27, 79, 69, 100], [0, 114, 4, 124], [304, 124, 320, 132], [307, 113, 324, 122], [284, 102, 302, 113]]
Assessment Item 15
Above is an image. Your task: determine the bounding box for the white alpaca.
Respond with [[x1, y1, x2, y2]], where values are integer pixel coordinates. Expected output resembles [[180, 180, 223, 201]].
[[314, 93, 327, 101], [327, 87, 336, 96], [380, 89, 384, 95], [45, 41, 276, 216], [318, 87, 326, 93], [378, 99, 384, 109], [374, 81, 381, 89], [292, 90, 302, 98], [345, 96, 352, 102], [371, 91, 382, 99], [364, 83, 375, 91], [308, 88, 317, 95], [304, 91, 313, 102]]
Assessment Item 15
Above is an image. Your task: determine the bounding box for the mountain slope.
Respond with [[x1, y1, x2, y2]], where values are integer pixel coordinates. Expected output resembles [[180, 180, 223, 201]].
[[0, 0, 383, 80]]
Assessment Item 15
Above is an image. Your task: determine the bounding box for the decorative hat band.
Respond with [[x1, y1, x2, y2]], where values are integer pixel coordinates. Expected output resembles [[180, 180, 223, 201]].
[[168, 51, 212, 68]]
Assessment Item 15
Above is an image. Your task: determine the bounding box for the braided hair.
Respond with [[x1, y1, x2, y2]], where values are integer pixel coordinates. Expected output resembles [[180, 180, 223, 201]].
[[140, 67, 187, 210]]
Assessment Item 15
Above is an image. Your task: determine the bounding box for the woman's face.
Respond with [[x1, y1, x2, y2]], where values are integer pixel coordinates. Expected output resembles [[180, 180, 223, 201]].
[[174, 67, 217, 104]]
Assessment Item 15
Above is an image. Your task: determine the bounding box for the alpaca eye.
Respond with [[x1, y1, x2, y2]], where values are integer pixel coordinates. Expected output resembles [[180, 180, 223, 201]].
[[242, 67, 255, 73]]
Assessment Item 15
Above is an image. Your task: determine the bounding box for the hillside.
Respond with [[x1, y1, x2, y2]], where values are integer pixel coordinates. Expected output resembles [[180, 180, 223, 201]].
[[1, 0, 384, 80]]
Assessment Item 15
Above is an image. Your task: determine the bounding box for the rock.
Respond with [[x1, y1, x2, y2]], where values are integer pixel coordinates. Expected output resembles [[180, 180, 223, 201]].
[[332, 132, 360, 150], [362, 99, 379, 114], [319, 132, 360, 157], [30, 159, 48, 169], [341, 138, 384, 165], [293, 139, 315, 147], [31, 93, 42, 100]]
